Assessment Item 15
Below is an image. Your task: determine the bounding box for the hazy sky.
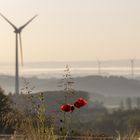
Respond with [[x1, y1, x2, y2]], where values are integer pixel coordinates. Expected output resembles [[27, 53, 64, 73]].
[[0, 0, 140, 62]]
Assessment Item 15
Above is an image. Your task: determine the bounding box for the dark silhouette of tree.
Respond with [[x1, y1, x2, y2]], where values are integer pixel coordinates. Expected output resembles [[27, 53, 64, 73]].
[[126, 97, 132, 110], [0, 87, 11, 114], [136, 97, 140, 109], [0, 87, 13, 133], [119, 100, 124, 111]]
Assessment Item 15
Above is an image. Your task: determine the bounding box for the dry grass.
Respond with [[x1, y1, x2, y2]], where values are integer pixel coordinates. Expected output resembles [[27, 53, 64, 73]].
[[116, 130, 138, 140]]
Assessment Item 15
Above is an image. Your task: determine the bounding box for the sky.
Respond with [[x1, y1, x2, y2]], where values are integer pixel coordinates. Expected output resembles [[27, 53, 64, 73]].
[[0, 0, 140, 62]]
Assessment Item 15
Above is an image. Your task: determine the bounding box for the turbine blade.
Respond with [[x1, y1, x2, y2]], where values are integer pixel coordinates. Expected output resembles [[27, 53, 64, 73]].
[[0, 13, 17, 30], [19, 33, 24, 67], [19, 15, 38, 31]]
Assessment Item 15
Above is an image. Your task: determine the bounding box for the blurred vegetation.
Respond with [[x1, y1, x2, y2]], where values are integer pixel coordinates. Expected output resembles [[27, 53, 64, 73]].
[[0, 85, 140, 138], [0, 87, 23, 134]]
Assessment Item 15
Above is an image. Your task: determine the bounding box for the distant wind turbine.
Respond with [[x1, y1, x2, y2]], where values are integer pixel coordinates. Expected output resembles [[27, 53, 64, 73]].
[[130, 58, 135, 78], [0, 13, 38, 95]]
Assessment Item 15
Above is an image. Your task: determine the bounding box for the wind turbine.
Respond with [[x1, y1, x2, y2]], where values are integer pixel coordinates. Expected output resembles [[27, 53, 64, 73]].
[[130, 58, 135, 78], [0, 13, 37, 95]]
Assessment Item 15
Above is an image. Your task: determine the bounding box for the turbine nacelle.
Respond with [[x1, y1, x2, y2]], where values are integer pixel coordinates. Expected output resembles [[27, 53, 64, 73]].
[[14, 28, 22, 34]]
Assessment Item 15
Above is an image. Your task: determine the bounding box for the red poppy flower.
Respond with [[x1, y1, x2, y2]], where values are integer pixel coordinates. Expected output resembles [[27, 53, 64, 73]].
[[61, 104, 74, 112], [74, 98, 88, 108]]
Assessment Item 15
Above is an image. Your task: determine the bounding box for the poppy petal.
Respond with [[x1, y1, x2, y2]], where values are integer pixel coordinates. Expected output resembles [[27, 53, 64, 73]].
[[61, 104, 73, 112], [74, 98, 88, 108]]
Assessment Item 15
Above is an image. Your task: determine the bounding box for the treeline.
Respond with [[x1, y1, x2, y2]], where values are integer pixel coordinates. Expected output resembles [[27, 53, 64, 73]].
[[71, 109, 140, 136], [70, 98, 140, 135], [119, 97, 140, 110]]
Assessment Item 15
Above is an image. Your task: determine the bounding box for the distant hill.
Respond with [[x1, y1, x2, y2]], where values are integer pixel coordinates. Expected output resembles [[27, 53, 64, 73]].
[[74, 76, 140, 97], [1, 75, 140, 98], [11, 90, 106, 124], [11, 90, 93, 114]]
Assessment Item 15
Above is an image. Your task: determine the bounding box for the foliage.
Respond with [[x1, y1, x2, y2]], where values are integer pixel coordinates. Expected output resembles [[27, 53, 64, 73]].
[[71, 109, 140, 136], [15, 87, 56, 139], [0, 87, 16, 133]]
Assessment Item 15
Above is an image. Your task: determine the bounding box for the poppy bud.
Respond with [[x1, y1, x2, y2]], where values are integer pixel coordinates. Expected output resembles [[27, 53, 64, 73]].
[[71, 130, 74, 134], [71, 105, 75, 111], [60, 127, 63, 132], [60, 120, 63, 123]]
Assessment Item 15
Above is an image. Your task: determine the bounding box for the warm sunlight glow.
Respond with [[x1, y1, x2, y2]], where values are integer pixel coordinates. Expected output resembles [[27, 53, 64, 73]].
[[0, 0, 140, 62]]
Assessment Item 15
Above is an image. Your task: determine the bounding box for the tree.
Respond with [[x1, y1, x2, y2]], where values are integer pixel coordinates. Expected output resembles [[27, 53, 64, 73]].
[[136, 97, 140, 109], [0, 87, 11, 114], [119, 100, 124, 111], [126, 97, 132, 110], [0, 87, 13, 133]]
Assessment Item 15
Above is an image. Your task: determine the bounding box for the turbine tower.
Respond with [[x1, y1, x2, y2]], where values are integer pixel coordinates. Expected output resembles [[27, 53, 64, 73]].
[[0, 13, 37, 95], [130, 58, 135, 78]]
